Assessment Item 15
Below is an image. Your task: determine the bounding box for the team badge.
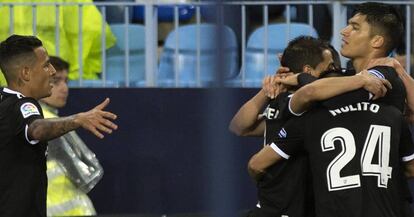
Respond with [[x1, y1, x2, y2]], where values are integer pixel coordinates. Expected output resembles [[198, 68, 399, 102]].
[[20, 102, 40, 118]]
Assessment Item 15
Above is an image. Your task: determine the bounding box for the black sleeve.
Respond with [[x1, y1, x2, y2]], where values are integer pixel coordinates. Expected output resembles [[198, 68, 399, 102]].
[[322, 66, 404, 110], [275, 92, 295, 121], [371, 66, 406, 112], [269, 116, 306, 159], [14, 98, 44, 144]]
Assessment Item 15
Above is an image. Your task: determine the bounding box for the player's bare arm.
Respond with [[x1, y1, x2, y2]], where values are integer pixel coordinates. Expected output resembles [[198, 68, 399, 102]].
[[248, 145, 283, 181], [288, 72, 391, 114], [229, 77, 276, 136], [404, 159, 414, 178], [28, 98, 118, 141], [229, 89, 268, 136], [229, 67, 292, 136]]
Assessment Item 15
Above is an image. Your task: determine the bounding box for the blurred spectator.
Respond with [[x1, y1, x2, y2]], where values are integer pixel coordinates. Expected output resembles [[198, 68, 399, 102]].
[[41, 56, 103, 216], [94, 0, 134, 24], [0, 0, 116, 83]]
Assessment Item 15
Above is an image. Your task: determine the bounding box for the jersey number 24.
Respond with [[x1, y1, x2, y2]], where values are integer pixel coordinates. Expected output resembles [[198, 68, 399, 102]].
[[321, 125, 392, 191]]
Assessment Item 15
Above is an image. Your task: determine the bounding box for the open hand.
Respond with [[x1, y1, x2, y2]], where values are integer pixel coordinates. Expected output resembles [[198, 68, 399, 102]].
[[75, 98, 118, 139], [358, 70, 392, 100]]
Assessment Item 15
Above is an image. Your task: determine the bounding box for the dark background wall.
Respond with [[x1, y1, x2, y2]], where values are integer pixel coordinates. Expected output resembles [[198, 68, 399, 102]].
[[60, 88, 414, 216], [60, 88, 263, 216]]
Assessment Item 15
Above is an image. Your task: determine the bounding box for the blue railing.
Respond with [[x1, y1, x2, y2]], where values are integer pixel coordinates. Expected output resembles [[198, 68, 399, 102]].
[[1, 0, 412, 87]]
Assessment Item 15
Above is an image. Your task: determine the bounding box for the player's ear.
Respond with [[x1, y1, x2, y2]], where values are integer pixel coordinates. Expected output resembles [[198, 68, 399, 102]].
[[20, 66, 31, 82], [371, 35, 384, 49], [302, 65, 312, 74]]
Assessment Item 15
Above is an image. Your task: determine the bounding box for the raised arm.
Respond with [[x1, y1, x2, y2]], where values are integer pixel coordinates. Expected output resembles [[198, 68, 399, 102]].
[[28, 98, 118, 141], [229, 71, 288, 136], [229, 89, 268, 136], [287, 72, 391, 115]]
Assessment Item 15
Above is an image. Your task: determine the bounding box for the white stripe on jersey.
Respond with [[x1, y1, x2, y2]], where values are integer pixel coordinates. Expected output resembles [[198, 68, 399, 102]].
[[367, 69, 385, 79], [270, 143, 290, 159], [288, 94, 306, 116], [402, 152, 414, 162], [25, 124, 39, 145]]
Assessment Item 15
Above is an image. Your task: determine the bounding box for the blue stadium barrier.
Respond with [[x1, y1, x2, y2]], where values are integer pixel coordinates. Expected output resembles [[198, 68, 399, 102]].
[[105, 24, 146, 87], [60, 88, 259, 215], [158, 24, 238, 87]]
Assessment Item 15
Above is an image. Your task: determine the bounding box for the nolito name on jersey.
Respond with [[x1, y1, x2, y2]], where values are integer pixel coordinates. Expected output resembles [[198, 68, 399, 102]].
[[329, 102, 380, 117]]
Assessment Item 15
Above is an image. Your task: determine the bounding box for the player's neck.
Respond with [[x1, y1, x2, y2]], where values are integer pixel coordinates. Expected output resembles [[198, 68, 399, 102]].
[[7, 83, 32, 98], [352, 58, 370, 73], [352, 53, 385, 72], [352, 48, 387, 73]]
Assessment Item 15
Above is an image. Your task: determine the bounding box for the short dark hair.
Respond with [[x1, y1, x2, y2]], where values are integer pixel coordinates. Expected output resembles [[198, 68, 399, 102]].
[[49, 56, 70, 72], [280, 36, 327, 74], [353, 2, 404, 55], [0, 35, 43, 82]]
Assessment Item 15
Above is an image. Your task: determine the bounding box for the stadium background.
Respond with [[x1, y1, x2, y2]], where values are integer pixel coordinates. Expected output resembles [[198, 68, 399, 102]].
[[1, 0, 414, 216]]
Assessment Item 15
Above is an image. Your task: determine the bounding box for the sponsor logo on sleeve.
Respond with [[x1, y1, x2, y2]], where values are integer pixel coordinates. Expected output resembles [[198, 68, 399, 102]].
[[20, 102, 40, 118], [278, 128, 287, 138]]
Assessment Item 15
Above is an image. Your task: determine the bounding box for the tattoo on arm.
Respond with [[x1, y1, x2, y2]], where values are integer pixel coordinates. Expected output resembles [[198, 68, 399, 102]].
[[28, 115, 80, 141]]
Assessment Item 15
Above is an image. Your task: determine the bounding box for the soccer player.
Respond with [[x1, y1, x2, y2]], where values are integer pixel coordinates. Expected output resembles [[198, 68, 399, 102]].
[[230, 36, 336, 139], [287, 2, 406, 115], [0, 35, 117, 217], [231, 36, 334, 217], [230, 36, 387, 217], [248, 2, 414, 217], [249, 96, 414, 217]]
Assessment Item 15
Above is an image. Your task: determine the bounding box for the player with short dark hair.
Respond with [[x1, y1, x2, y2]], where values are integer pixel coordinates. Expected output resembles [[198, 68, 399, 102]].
[[280, 36, 334, 75], [231, 36, 335, 217], [230, 35, 388, 217], [247, 2, 414, 216], [351, 2, 403, 56], [0, 34, 118, 217]]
